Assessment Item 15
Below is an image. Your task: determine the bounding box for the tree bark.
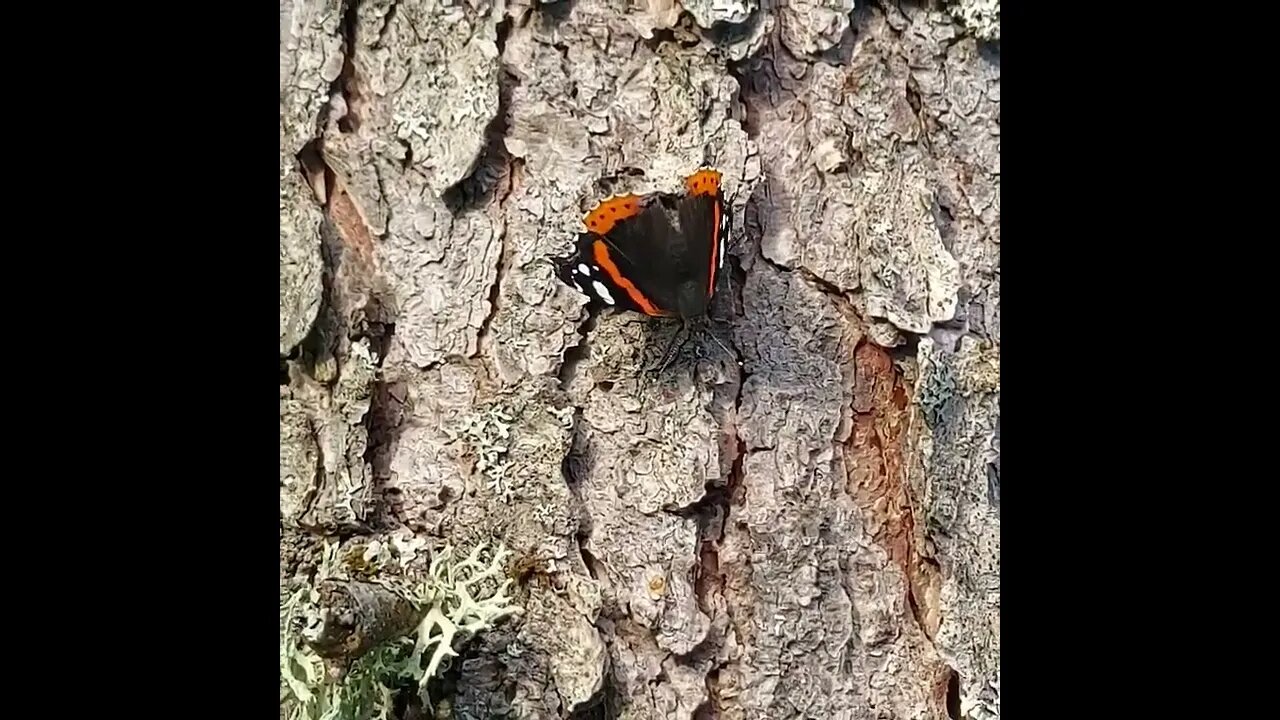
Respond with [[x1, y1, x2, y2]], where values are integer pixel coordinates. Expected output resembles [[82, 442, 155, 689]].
[[303, 578, 423, 661], [280, 1, 1000, 719]]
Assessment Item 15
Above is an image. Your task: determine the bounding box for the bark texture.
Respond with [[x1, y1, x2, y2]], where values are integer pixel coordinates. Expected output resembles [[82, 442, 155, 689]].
[[304, 578, 424, 661], [280, 1, 999, 718]]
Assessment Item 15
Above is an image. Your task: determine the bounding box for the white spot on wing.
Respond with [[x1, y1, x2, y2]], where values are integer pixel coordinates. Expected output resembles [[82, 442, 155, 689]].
[[591, 280, 616, 305], [718, 214, 728, 269], [577, 263, 591, 277]]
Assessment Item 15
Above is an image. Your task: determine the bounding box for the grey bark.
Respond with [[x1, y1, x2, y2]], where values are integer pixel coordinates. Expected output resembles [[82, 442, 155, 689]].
[[280, 1, 999, 719]]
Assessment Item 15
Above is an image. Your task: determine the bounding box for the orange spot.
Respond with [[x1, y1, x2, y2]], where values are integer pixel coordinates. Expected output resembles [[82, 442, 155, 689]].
[[591, 239, 669, 317]]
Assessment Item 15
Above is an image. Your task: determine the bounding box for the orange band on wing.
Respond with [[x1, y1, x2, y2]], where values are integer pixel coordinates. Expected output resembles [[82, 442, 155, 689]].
[[583, 194, 643, 234], [684, 169, 722, 198], [685, 169, 724, 298], [591, 239, 669, 317], [707, 198, 722, 298]]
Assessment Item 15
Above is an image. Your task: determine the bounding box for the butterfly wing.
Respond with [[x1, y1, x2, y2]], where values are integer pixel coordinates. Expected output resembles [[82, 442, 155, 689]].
[[555, 170, 730, 319], [675, 168, 729, 304], [554, 195, 680, 317]]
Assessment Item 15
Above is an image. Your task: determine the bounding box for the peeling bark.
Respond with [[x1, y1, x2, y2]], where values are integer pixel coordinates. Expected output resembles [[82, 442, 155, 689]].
[[281, 0, 999, 718]]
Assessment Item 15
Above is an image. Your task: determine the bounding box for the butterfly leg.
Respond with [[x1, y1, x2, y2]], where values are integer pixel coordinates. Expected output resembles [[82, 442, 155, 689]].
[[652, 321, 690, 374]]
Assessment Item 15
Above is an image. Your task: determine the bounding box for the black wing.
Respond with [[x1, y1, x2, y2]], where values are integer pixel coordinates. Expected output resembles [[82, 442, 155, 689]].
[[590, 202, 690, 316], [675, 180, 729, 305], [554, 200, 682, 317]]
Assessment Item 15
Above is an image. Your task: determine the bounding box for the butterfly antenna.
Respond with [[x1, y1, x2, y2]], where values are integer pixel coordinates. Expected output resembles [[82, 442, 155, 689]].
[[706, 326, 740, 366], [707, 271, 741, 366]]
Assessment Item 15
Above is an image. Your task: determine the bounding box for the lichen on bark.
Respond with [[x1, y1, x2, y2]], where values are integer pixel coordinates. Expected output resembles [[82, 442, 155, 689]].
[[908, 336, 1000, 720]]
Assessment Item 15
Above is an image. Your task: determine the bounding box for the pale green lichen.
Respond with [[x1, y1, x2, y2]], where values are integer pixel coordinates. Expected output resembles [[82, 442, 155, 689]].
[[280, 538, 520, 720], [407, 541, 521, 681], [281, 542, 342, 719], [950, 0, 1000, 42], [447, 405, 517, 502], [281, 586, 325, 710], [345, 528, 430, 578]]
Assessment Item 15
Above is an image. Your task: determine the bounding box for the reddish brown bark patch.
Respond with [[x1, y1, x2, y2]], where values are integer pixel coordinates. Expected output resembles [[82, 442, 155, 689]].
[[327, 177, 377, 269], [847, 340, 942, 640]]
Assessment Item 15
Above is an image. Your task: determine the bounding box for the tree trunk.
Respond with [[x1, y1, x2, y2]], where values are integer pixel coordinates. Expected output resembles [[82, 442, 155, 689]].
[[280, 1, 1000, 719]]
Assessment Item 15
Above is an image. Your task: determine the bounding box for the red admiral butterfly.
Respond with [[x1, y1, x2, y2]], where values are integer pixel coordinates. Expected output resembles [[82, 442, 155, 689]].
[[554, 168, 733, 371]]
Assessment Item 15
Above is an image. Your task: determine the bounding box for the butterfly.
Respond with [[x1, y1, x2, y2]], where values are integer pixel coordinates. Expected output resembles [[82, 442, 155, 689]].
[[553, 168, 734, 372]]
